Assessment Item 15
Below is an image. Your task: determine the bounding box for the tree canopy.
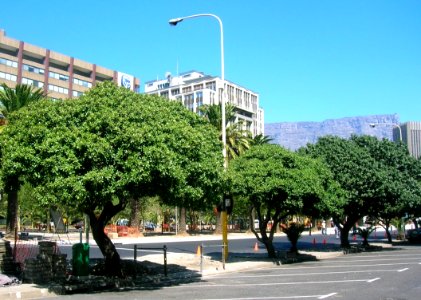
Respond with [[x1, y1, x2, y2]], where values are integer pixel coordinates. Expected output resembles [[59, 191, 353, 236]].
[[227, 144, 339, 257], [300, 135, 421, 247], [0, 82, 224, 276]]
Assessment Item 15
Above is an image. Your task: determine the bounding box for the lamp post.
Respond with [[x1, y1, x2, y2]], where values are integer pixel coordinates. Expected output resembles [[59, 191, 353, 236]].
[[169, 13, 229, 260], [369, 122, 402, 142]]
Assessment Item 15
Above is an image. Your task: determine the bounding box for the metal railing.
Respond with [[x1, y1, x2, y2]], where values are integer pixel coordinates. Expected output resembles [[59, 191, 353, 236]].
[[133, 244, 168, 276]]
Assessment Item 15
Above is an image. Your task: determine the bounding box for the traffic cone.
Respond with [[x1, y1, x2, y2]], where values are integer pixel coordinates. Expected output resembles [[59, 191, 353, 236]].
[[196, 245, 201, 256], [254, 242, 259, 251]]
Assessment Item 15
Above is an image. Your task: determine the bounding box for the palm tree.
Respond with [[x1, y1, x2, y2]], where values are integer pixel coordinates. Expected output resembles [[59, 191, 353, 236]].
[[249, 133, 273, 146], [199, 103, 250, 161], [0, 83, 45, 117], [0, 83, 46, 234]]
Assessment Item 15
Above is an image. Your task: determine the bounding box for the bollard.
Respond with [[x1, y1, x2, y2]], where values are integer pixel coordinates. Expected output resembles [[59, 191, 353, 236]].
[[200, 243, 204, 275], [163, 245, 167, 276], [134, 244, 137, 261], [222, 243, 226, 270]]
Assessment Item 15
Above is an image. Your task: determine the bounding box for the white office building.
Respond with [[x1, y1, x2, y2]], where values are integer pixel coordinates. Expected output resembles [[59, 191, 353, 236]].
[[395, 122, 421, 159], [144, 71, 264, 137]]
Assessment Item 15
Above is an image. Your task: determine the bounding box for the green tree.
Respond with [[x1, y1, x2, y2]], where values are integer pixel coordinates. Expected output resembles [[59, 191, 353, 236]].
[[200, 103, 250, 161], [249, 134, 273, 146], [0, 83, 46, 234], [351, 136, 421, 242], [300, 135, 418, 247], [0, 82, 223, 276], [227, 144, 338, 258]]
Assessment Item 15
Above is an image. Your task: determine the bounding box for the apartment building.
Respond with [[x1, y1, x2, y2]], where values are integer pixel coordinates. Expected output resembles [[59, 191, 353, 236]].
[[145, 71, 264, 136], [0, 29, 139, 99], [395, 122, 421, 159]]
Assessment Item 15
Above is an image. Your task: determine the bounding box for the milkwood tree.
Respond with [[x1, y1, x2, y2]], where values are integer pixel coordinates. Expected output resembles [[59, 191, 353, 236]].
[[300, 135, 421, 247], [351, 136, 421, 242], [0, 82, 224, 277], [227, 144, 341, 258]]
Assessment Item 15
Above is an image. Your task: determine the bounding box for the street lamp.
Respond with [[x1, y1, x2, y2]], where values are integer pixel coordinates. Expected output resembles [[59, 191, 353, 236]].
[[169, 13, 229, 259], [369, 122, 402, 142]]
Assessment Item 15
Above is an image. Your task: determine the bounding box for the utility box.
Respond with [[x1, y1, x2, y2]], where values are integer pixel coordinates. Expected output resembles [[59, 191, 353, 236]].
[[72, 243, 90, 276]]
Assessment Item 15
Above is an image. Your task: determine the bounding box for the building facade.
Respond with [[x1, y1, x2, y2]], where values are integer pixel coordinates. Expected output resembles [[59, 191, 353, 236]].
[[0, 29, 140, 100], [145, 71, 264, 136], [395, 122, 421, 159]]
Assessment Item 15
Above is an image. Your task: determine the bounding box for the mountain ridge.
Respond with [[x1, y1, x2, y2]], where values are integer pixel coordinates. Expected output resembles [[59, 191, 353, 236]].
[[265, 114, 400, 151]]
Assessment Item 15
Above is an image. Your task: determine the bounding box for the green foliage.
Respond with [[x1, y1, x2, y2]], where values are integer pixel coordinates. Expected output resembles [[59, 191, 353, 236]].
[[227, 144, 338, 257], [301, 134, 421, 247], [249, 134, 273, 146], [0, 81, 224, 228], [0, 83, 46, 117], [200, 103, 250, 161], [356, 226, 376, 246], [281, 222, 305, 253]]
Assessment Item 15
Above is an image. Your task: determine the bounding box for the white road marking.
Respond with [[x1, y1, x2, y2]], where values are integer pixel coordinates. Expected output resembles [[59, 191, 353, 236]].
[[167, 278, 379, 289], [318, 293, 337, 299], [201, 293, 338, 300], [397, 268, 409, 272], [208, 268, 399, 279]]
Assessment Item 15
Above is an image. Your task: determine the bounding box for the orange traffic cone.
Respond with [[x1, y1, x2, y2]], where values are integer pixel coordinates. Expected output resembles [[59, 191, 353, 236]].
[[196, 245, 201, 256], [254, 242, 259, 251]]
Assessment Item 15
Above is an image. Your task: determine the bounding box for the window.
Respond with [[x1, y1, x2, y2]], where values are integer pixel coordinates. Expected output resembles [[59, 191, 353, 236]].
[[49, 71, 69, 81], [205, 81, 216, 91], [48, 84, 68, 95], [72, 90, 83, 97], [171, 88, 180, 96], [184, 93, 194, 111], [0, 71, 17, 82], [0, 57, 18, 68], [194, 84, 203, 91], [160, 91, 169, 98], [182, 86, 192, 93], [22, 77, 44, 88], [22, 64, 44, 75], [73, 78, 92, 88]]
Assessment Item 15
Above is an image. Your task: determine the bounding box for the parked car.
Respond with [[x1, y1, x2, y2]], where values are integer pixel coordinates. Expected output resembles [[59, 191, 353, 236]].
[[144, 222, 156, 231], [406, 228, 421, 243]]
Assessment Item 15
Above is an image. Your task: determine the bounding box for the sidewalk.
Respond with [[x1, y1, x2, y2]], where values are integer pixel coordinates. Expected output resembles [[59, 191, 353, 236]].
[[0, 231, 340, 299]]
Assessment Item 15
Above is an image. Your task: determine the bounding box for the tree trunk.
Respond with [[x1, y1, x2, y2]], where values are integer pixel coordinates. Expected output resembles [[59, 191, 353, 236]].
[[214, 211, 222, 234], [262, 237, 276, 258], [6, 189, 18, 235], [385, 220, 392, 243], [179, 207, 187, 235], [129, 198, 140, 228], [89, 212, 123, 277]]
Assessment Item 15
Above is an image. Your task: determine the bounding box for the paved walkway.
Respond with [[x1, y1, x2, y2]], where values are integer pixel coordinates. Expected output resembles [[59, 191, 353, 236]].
[[0, 231, 342, 299]]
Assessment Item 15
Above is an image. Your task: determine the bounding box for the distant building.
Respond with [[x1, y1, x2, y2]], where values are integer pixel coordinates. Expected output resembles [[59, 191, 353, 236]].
[[0, 29, 140, 99], [144, 71, 264, 137], [396, 122, 421, 159]]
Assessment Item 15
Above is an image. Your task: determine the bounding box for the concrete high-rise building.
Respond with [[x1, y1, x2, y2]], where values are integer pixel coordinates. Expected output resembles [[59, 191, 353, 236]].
[[0, 29, 140, 99], [395, 122, 421, 159], [144, 71, 264, 137]]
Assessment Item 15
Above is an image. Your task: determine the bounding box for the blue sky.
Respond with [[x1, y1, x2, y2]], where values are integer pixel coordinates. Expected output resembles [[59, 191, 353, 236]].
[[2, 0, 420, 123]]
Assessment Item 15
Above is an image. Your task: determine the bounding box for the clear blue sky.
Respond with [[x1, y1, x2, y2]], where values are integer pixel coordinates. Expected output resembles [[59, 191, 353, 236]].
[[2, 0, 420, 123]]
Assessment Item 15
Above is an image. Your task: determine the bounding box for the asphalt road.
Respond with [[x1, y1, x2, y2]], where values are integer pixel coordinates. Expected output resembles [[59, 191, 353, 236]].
[[55, 244, 421, 300], [58, 231, 347, 260]]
